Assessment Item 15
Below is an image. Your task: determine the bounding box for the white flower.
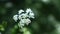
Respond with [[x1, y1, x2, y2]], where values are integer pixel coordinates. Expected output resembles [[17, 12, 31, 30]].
[[13, 15, 18, 22], [29, 12, 35, 18], [26, 8, 35, 18], [18, 9, 24, 14], [26, 8, 32, 14]]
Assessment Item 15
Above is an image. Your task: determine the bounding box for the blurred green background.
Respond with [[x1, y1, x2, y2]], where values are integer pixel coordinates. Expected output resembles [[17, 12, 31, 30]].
[[0, 0, 60, 34]]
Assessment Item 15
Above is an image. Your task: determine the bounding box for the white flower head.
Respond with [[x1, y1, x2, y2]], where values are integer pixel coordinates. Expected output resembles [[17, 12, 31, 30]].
[[13, 8, 35, 28], [13, 14, 18, 22]]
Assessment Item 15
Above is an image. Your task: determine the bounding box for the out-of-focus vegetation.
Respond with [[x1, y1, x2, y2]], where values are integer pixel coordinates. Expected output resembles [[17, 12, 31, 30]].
[[0, 0, 60, 34]]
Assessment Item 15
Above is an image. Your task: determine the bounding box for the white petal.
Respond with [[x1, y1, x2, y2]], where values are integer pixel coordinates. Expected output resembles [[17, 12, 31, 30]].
[[29, 12, 35, 18], [20, 19, 25, 24], [18, 15, 22, 20], [18, 9, 24, 14], [18, 21, 25, 28], [30, 13, 34, 16], [26, 8, 32, 13], [13, 15, 18, 22], [25, 19, 31, 25]]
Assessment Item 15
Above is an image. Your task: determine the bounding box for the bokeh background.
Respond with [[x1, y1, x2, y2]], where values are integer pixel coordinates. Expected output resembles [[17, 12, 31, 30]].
[[0, 0, 60, 34]]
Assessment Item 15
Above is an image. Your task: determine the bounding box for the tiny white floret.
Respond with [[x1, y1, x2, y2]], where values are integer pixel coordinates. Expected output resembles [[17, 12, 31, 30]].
[[13, 15, 18, 22], [29, 12, 35, 18], [26, 8, 32, 14], [18, 9, 24, 14]]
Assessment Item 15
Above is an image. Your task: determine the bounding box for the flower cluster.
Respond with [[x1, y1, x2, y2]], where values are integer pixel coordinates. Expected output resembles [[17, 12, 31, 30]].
[[13, 8, 35, 28]]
